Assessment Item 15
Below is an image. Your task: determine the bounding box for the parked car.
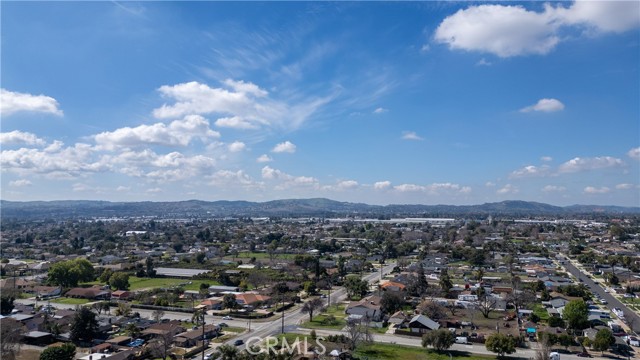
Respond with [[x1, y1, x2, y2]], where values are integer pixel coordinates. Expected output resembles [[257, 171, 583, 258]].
[[576, 352, 592, 357]]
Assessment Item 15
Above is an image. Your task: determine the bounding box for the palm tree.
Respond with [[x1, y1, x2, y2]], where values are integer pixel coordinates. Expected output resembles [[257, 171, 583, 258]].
[[213, 344, 238, 360]]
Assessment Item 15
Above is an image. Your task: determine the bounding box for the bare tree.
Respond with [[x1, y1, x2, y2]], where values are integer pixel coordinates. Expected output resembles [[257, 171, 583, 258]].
[[0, 318, 25, 360], [345, 316, 373, 350], [534, 333, 553, 360], [152, 309, 165, 323], [476, 294, 498, 318], [147, 330, 175, 360], [301, 298, 324, 322], [418, 300, 447, 321]]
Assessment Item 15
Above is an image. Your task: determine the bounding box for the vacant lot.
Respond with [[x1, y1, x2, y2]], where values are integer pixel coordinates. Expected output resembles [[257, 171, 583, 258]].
[[356, 344, 497, 360], [300, 304, 347, 331]]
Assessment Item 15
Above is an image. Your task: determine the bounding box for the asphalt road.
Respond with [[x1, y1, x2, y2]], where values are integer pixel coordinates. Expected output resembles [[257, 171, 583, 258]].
[[561, 256, 640, 333]]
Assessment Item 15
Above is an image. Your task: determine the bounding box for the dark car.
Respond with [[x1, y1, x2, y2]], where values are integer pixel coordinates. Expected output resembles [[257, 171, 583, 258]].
[[576, 352, 592, 357], [218, 323, 229, 327], [234, 339, 244, 346]]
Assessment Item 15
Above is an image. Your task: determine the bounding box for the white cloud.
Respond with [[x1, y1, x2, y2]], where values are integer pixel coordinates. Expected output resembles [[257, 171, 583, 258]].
[[336, 180, 359, 190], [1, 142, 104, 178], [485, 181, 496, 187], [497, 184, 518, 194], [420, 44, 430, 53], [615, 183, 634, 190], [209, 170, 256, 187], [555, 1, 640, 33], [558, 156, 624, 173], [434, 4, 560, 57], [146, 187, 162, 194], [116, 186, 130, 192], [476, 58, 492, 66], [541, 185, 566, 192], [373, 107, 388, 114], [256, 154, 273, 163], [228, 141, 246, 152], [392, 182, 470, 195], [541, 156, 553, 162], [0, 89, 63, 116], [223, 79, 268, 97], [520, 98, 565, 113], [0, 131, 46, 146], [434, 2, 640, 58], [260, 166, 318, 190], [509, 165, 550, 178], [402, 131, 424, 141], [152, 80, 332, 131], [394, 184, 425, 192], [271, 141, 296, 153], [94, 115, 220, 150], [215, 116, 259, 130], [9, 179, 32, 187], [628, 147, 640, 160], [584, 186, 610, 194], [374, 181, 391, 190]]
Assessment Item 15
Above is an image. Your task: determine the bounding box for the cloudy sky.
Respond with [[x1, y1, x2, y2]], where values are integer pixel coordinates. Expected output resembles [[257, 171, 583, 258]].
[[1, 1, 639, 206]]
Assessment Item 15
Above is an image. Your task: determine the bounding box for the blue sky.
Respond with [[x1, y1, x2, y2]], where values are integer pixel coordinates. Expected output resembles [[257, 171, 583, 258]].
[[1, 1, 639, 206]]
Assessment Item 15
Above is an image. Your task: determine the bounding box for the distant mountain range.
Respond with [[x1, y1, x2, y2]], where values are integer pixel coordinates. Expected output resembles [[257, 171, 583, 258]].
[[1, 199, 638, 220]]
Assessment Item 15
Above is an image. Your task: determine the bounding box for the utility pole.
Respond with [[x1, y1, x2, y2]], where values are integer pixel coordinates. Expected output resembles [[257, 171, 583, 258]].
[[201, 310, 205, 360], [281, 296, 285, 334]]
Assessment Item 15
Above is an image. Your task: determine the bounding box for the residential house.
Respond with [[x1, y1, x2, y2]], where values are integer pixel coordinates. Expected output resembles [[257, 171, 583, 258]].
[[345, 295, 382, 322], [65, 287, 111, 300], [174, 324, 220, 348], [407, 314, 440, 334], [111, 290, 133, 301]]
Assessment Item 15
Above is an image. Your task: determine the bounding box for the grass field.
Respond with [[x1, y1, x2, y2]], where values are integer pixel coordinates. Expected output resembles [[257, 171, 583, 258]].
[[532, 303, 550, 321], [300, 304, 347, 331], [127, 277, 217, 291], [50, 297, 90, 305], [355, 344, 497, 360]]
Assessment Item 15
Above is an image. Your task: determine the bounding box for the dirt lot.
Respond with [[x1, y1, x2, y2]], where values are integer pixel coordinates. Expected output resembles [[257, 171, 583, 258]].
[[444, 309, 520, 339]]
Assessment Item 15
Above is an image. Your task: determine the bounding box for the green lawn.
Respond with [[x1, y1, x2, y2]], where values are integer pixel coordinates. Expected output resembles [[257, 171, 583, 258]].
[[533, 303, 550, 321], [127, 277, 217, 291], [300, 304, 347, 330], [50, 297, 90, 305], [356, 344, 497, 360]]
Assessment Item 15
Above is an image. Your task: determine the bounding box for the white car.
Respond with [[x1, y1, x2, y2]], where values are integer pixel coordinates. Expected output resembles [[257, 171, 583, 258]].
[[222, 316, 233, 320], [204, 354, 213, 360]]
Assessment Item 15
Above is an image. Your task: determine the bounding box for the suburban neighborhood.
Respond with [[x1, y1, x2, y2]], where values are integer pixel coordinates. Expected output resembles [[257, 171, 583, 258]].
[[1, 208, 639, 360]]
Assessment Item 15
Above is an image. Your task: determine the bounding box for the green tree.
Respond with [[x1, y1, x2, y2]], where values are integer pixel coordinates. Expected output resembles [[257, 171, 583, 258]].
[[124, 323, 141, 338], [39, 343, 75, 360], [145, 257, 156, 278], [344, 277, 368, 300], [380, 291, 404, 315], [108, 272, 130, 290], [593, 328, 615, 355], [47, 258, 94, 288], [99, 268, 114, 283], [439, 268, 453, 296], [0, 295, 15, 315], [212, 344, 238, 360], [562, 300, 589, 333], [222, 293, 237, 311], [421, 328, 455, 352], [558, 334, 574, 350], [70, 307, 98, 343], [485, 333, 516, 358]]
